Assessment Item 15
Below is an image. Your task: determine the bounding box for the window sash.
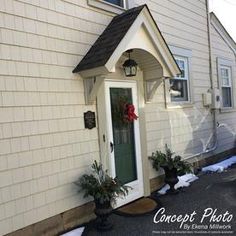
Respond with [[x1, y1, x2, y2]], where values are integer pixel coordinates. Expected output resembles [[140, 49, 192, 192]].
[[170, 79, 189, 102], [222, 87, 232, 108], [220, 65, 233, 108], [220, 66, 232, 87], [175, 57, 188, 80], [103, 0, 125, 7]]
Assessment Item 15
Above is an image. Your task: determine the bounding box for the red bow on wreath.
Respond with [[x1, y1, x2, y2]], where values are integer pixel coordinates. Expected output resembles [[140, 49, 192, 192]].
[[124, 104, 138, 123]]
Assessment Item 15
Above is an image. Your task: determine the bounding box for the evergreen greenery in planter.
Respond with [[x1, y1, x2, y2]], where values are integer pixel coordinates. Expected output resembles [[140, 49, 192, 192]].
[[149, 144, 192, 175], [149, 144, 192, 193], [75, 160, 129, 204], [75, 160, 130, 230]]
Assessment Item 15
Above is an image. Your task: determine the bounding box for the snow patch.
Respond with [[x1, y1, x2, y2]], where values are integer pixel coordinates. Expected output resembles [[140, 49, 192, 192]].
[[61, 227, 84, 236], [202, 156, 236, 173], [158, 173, 199, 195]]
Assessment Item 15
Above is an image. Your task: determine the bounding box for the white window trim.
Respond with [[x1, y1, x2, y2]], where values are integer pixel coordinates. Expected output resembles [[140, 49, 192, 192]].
[[217, 58, 234, 111], [165, 46, 193, 108], [170, 56, 190, 102], [87, 0, 135, 14]]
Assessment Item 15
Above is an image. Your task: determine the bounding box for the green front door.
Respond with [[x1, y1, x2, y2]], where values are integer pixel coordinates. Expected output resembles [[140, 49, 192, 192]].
[[110, 88, 137, 184], [103, 81, 144, 207]]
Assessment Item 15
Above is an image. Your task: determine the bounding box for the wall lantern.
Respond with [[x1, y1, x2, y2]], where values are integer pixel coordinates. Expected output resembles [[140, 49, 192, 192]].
[[123, 50, 138, 77]]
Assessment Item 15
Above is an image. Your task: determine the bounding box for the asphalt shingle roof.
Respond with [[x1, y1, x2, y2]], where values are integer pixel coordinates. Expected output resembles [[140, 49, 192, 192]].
[[72, 5, 146, 73]]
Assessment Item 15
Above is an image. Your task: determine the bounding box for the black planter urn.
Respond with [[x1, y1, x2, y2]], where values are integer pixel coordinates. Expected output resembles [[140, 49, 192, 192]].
[[163, 167, 179, 194], [94, 200, 113, 231]]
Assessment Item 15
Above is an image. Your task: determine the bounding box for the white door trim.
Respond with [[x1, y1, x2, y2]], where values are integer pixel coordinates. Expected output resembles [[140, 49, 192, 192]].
[[104, 80, 144, 207]]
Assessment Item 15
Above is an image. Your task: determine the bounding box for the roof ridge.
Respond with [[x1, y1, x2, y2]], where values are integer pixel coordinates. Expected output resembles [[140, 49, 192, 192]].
[[113, 4, 146, 20], [73, 5, 146, 73]]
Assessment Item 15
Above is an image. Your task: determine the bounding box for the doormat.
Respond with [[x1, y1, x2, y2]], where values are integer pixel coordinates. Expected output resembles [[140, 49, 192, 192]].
[[115, 197, 159, 216]]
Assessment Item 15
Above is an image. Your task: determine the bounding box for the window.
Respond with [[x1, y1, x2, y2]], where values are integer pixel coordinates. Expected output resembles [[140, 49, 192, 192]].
[[220, 65, 232, 108], [170, 56, 189, 102], [103, 0, 125, 7], [88, 0, 129, 14], [217, 58, 234, 109], [165, 46, 192, 108]]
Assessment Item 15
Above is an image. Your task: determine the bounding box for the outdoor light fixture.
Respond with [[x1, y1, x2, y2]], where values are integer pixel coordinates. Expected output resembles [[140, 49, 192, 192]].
[[123, 50, 138, 77]]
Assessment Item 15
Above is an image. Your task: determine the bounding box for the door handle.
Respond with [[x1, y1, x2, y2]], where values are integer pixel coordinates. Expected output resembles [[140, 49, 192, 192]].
[[110, 142, 114, 153]]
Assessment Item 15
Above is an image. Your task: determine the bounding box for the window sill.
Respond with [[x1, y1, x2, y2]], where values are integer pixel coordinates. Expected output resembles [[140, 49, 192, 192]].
[[88, 0, 126, 14], [220, 107, 236, 113], [166, 102, 193, 109]]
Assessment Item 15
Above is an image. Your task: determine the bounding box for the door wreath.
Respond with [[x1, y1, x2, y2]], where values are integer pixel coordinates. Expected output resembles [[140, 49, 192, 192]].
[[111, 96, 138, 126], [123, 103, 138, 123]]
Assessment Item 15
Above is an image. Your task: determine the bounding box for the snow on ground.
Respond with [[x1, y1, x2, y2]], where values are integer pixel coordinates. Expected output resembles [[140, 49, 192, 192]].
[[62, 157, 236, 234], [61, 227, 85, 236], [202, 156, 236, 173], [158, 173, 199, 195]]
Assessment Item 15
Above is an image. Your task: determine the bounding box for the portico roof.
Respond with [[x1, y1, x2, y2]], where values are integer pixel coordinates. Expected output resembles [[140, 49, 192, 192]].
[[73, 5, 145, 73], [73, 4, 180, 78]]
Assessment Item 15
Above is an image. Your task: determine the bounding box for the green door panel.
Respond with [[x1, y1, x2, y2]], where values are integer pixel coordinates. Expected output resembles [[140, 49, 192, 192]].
[[110, 88, 137, 184]]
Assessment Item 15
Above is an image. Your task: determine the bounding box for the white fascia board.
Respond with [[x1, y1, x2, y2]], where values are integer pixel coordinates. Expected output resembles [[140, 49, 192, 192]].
[[105, 8, 181, 77], [104, 13, 143, 73], [79, 66, 109, 78], [142, 8, 181, 77], [210, 13, 236, 55]]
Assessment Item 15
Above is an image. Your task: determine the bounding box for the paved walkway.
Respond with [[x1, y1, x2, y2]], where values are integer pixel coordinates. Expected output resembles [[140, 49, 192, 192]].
[[83, 165, 236, 236]]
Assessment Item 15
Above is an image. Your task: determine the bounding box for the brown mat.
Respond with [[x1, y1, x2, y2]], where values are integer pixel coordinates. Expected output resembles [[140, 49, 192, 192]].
[[116, 197, 158, 216]]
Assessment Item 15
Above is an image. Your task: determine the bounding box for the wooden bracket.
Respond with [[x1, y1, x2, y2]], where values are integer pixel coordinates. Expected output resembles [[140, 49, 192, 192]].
[[84, 76, 105, 105], [145, 78, 163, 102]]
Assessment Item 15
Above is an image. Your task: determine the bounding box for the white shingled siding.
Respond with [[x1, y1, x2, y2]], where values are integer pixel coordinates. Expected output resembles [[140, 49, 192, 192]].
[[0, 0, 111, 234], [0, 0, 235, 235], [132, 0, 213, 179], [210, 25, 236, 153]]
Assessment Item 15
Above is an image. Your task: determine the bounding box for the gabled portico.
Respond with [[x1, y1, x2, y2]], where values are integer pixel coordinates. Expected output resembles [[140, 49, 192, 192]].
[[73, 4, 180, 104], [73, 4, 181, 206]]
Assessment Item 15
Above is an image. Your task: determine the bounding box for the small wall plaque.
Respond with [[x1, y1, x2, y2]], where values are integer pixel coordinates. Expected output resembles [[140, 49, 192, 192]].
[[84, 111, 96, 129]]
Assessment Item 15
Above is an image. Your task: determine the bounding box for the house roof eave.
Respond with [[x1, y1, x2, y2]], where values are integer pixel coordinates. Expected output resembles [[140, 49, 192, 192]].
[[210, 12, 236, 54]]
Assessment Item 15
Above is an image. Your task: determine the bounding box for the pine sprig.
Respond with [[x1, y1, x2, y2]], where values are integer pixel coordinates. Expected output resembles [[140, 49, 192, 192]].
[[75, 160, 130, 204], [149, 144, 192, 175]]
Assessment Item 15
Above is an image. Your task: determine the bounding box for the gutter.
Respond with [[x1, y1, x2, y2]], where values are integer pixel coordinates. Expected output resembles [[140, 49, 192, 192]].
[[187, 0, 218, 160]]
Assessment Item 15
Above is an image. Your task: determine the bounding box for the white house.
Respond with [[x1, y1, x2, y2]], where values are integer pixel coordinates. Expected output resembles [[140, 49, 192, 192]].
[[0, 0, 235, 235]]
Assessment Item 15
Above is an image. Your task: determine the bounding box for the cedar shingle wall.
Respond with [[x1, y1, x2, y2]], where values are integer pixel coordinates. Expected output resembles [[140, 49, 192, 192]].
[[0, 0, 107, 234], [134, 0, 213, 179], [210, 25, 236, 153], [0, 0, 235, 235]]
